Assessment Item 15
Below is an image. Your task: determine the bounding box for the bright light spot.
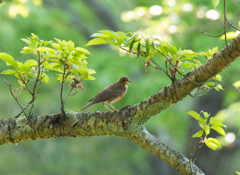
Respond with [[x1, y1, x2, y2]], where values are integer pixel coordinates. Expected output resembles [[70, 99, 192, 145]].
[[168, 0, 176, 7], [225, 133, 236, 143], [137, 8, 145, 17], [19, 0, 28, 3], [182, 3, 194, 12], [168, 25, 177, 33], [153, 36, 162, 44], [119, 48, 127, 57], [206, 10, 220, 20], [126, 11, 134, 19], [197, 10, 205, 18], [236, 31, 240, 35], [149, 5, 163, 15]]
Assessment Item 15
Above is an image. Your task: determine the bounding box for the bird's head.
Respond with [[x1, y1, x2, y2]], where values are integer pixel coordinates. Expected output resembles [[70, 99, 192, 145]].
[[118, 76, 131, 85]]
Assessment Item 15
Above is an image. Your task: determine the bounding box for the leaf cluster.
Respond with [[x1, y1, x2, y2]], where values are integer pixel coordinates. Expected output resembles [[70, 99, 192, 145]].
[[188, 111, 226, 150]]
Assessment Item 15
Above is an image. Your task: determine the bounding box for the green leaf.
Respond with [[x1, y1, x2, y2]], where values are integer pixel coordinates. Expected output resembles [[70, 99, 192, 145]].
[[17, 61, 31, 73], [205, 138, 221, 150], [45, 63, 63, 72], [86, 38, 111, 46], [41, 73, 49, 83], [192, 130, 204, 138], [214, 84, 223, 91], [214, 74, 222, 81], [188, 111, 206, 125], [146, 38, 150, 57], [128, 37, 135, 53], [20, 47, 33, 54], [211, 46, 218, 54], [100, 30, 119, 40], [213, 0, 219, 8], [201, 111, 210, 119], [202, 125, 210, 135], [90, 32, 112, 39], [88, 69, 96, 74], [137, 42, 141, 58], [0, 53, 18, 69], [24, 59, 38, 67], [211, 125, 226, 136], [79, 68, 88, 79], [1, 69, 20, 75], [87, 75, 95, 80], [125, 33, 139, 43], [206, 82, 215, 87], [236, 171, 240, 175], [75, 47, 91, 55], [209, 117, 226, 127], [51, 43, 61, 50], [21, 38, 34, 47]]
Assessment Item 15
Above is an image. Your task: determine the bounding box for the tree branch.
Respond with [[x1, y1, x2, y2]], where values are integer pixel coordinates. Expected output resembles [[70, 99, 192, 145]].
[[130, 129, 204, 175]]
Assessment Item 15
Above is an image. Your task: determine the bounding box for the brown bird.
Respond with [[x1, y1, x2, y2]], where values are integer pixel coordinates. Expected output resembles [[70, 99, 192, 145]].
[[81, 76, 131, 111]]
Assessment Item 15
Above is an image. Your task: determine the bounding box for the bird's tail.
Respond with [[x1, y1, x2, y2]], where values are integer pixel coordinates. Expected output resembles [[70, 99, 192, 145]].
[[80, 102, 93, 110]]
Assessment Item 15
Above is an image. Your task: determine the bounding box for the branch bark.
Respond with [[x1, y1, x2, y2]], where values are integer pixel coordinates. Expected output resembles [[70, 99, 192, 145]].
[[1, 34, 240, 174]]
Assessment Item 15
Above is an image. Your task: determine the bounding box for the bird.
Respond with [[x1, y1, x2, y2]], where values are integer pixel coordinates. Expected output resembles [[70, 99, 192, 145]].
[[81, 76, 131, 112]]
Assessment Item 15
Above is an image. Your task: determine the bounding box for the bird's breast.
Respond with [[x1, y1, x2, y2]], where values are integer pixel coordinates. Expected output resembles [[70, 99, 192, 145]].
[[109, 85, 128, 103]]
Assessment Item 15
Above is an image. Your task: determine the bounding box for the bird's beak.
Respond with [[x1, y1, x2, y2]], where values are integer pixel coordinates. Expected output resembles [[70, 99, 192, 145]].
[[128, 80, 131, 82]]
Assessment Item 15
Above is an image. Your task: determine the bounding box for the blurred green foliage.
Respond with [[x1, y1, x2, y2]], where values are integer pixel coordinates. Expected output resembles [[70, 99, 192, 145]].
[[0, 0, 240, 174]]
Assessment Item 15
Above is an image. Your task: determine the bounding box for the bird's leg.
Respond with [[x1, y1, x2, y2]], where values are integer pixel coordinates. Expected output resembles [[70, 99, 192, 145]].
[[109, 103, 117, 111], [102, 103, 113, 112]]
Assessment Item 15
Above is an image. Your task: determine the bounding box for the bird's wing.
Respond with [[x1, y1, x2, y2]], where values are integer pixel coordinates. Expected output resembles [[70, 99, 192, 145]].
[[91, 83, 124, 103]]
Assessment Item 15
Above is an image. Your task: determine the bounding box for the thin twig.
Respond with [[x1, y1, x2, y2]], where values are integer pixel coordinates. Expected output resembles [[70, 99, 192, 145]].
[[19, 77, 32, 95], [225, 18, 240, 31], [200, 31, 225, 37], [28, 51, 42, 118], [63, 86, 78, 104], [2, 78, 28, 117], [150, 58, 172, 79], [188, 86, 201, 98], [28, 68, 44, 117], [60, 64, 67, 116]]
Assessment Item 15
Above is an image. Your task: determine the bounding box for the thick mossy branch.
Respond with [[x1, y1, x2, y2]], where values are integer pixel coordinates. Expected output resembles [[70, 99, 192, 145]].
[[130, 129, 204, 175]]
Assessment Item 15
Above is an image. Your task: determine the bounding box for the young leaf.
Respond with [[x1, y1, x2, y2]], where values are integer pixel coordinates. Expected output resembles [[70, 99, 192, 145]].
[[128, 37, 136, 53], [205, 138, 221, 150], [21, 47, 33, 54], [100, 30, 119, 40], [209, 117, 226, 127], [0, 53, 18, 69], [1, 69, 20, 75], [146, 38, 150, 57], [192, 130, 204, 138], [236, 171, 240, 175], [86, 38, 110, 46], [211, 125, 226, 136], [41, 73, 49, 83], [202, 125, 210, 136], [75, 47, 91, 55], [188, 111, 206, 125], [200, 111, 210, 119], [213, 0, 219, 9], [24, 59, 38, 67]]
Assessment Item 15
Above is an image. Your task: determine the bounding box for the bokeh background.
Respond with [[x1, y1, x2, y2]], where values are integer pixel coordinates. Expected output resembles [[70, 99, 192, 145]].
[[0, 0, 240, 174]]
